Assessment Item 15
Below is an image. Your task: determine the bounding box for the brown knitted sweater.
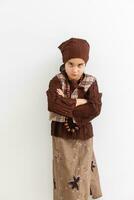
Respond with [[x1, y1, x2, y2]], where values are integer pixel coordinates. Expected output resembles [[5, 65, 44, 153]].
[[46, 71, 102, 140]]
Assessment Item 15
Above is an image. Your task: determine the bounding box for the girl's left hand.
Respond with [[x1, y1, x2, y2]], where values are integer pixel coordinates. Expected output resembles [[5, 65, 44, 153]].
[[57, 88, 65, 97]]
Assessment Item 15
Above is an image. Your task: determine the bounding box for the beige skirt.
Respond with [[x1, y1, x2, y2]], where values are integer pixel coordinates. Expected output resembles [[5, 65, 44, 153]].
[[52, 136, 103, 200]]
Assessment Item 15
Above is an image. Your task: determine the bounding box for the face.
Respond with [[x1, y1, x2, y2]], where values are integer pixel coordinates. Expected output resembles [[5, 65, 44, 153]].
[[65, 58, 86, 80]]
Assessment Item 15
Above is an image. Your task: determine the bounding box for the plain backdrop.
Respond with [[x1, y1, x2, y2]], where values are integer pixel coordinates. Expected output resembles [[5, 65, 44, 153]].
[[0, 0, 134, 200]]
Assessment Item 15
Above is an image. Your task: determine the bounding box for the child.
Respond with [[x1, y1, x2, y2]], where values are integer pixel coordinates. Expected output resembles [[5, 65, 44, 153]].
[[46, 37, 103, 200]]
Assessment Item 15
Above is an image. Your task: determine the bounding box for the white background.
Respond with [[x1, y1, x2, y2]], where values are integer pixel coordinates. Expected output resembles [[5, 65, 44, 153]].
[[0, 0, 134, 200]]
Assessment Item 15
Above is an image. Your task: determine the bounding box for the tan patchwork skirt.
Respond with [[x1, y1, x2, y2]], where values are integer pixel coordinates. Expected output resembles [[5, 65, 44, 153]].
[[52, 136, 103, 200]]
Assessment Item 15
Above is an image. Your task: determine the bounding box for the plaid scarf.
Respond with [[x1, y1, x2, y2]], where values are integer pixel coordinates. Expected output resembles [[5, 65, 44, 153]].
[[49, 72, 96, 123]]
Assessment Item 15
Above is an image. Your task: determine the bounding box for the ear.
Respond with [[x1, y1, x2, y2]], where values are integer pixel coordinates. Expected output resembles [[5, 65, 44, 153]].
[[60, 64, 65, 72]]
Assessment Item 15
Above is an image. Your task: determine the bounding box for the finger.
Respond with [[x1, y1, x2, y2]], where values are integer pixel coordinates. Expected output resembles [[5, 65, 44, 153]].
[[57, 90, 62, 94], [57, 89, 62, 92], [57, 90, 61, 94], [57, 91, 62, 95]]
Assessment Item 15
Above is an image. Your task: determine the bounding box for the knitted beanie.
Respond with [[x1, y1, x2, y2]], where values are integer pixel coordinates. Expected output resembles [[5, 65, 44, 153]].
[[58, 37, 90, 64]]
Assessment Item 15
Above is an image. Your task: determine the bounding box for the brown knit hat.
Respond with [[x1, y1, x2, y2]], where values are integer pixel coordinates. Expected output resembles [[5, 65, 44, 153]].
[[58, 37, 90, 64]]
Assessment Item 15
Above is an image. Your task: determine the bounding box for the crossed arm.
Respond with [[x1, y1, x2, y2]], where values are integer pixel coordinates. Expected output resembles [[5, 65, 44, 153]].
[[57, 88, 88, 106], [46, 76, 102, 122]]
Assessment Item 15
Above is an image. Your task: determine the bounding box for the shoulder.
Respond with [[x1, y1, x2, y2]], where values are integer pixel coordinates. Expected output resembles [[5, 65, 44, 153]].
[[49, 73, 65, 88], [83, 73, 101, 93], [83, 73, 97, 88], [84, 73, 97, 82], [85, 74, 102, 98], [48, 73, 63, 88], [84, 73, 101, 87]]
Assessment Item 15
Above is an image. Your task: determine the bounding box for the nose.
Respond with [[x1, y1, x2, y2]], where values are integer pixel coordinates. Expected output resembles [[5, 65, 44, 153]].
[[72, 66, 78, 73]]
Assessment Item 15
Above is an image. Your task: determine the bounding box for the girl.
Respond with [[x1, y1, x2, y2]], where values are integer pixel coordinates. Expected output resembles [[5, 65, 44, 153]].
[[46, 37, 103, 200]]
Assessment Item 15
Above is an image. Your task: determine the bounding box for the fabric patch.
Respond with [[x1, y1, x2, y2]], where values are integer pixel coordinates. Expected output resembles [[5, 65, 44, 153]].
[[91, 160, 96, 172], [68, 176, 80, 190]]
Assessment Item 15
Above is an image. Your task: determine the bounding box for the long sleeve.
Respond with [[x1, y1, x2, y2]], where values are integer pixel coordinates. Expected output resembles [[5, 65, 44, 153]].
[[46, 76, 76, 118], [72, 80, 102, 122]]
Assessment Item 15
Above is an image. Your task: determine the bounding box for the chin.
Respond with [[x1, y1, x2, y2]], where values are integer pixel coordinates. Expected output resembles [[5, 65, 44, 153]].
[[70, 76, 78, 80]]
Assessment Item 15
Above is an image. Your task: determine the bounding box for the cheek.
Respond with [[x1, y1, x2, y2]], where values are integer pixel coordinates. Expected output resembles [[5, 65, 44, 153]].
[[80, 67, 85, 72], [78, 68, 83, 72], [66, 67, 72, 72], [65, 67, 71, 75]]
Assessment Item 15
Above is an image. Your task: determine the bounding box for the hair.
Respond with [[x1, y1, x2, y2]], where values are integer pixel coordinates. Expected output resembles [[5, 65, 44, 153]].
[[59, 63, 65, 72]]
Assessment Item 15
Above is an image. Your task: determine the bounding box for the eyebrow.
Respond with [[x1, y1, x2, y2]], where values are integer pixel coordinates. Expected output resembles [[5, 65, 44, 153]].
[[68, 62, 84, 65]]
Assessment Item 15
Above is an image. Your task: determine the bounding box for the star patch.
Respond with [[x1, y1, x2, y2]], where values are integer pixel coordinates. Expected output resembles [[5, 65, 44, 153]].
[[91, 160, 96, 172], [68, 176, 80, 190]]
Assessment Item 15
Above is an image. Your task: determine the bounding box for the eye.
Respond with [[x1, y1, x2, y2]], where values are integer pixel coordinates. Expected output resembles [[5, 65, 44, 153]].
[[68, 62, 73, 67], [78, 64, 83, 68], [68, 62, 72, 65]]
